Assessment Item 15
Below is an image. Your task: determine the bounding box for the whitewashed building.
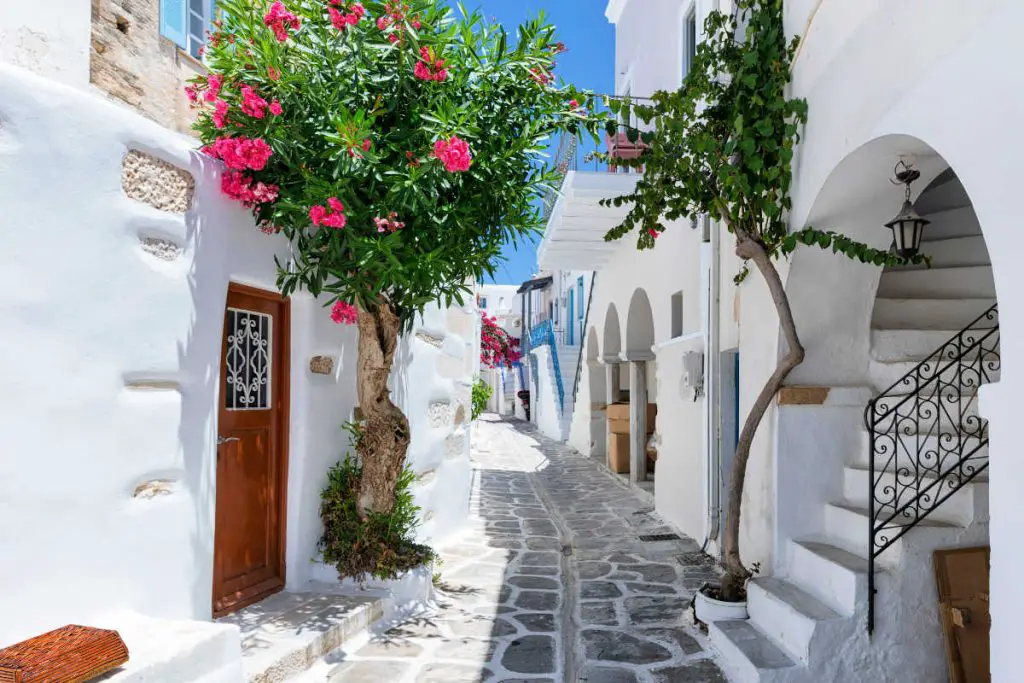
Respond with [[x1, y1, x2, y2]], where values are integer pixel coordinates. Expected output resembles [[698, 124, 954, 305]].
[[476, 283, 521, 415], [0, 2, 476, 679], [541, 0, 1022, 680]]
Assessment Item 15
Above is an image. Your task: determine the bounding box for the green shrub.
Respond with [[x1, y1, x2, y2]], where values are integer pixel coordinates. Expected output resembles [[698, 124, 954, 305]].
[[319, 455, 435, 582], [472, 378, 493, 420]]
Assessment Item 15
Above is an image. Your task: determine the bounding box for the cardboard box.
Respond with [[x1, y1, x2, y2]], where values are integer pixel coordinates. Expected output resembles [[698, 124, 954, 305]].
[[608, 417, 630, 435], [606, 402, 657, 424], [608, 433, 631, 473]]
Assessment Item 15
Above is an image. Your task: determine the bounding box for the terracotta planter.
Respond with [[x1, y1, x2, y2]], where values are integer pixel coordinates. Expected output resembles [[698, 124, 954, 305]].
[[694, 587, 748, 624]]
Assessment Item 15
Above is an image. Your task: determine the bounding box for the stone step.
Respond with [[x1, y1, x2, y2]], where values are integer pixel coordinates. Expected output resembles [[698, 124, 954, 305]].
[[707, 619, 799, 683], [869, 359, 999, 393], [876, 265, 995, 300], [823, 503, 958, 570], [842, 465, 988, 527], [890, 235, 990, 270], [93, 611, 243, 683], [787, 540, 869, 616], [872, 297, 997, 331], [746, 577, 844, 665], [218, 591, 384, 683], [918, 205, 980, 240], [853, 430, 988, 473], [869, 328, 997, 362]]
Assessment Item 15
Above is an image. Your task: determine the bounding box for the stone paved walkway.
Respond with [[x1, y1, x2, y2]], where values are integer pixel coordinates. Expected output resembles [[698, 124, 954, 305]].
[[329, 415, 728, 683]]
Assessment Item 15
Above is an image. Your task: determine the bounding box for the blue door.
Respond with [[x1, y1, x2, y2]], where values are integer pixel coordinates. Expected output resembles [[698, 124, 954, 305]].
[[577, 276, 585, 343], [567, 293, 574, 345]]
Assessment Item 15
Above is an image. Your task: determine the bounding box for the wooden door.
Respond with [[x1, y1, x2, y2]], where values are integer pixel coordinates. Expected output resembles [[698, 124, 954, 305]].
[[213, 284, 290, 617], [934, 547, 990, 683]]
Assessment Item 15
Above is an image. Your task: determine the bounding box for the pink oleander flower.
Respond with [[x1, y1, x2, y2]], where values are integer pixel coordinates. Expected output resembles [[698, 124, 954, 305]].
[[432, 136, 472, 173], [185, 84, 200, 103], [412, 18, 421, 29], [373, 211, 405, 233], [330, 301, 358, 325], [569, 99, 579, 109], [310, 198, 346, 229], [212, 99, 229, 128], [647, 228, 660, 239], [377, 15, 392, 30], [204, 74, 223, 102], [387, 33, 399, 44], [362, 138, 372, 151], [240, 85, 268, 118], [204, 136, 274, 171], [268, 65, 280, 81], [264, 1, 300, 42], [414, 46, 448, 82], [269, 100, 283, 116], [221, 171, 279, 208], [351, 2, 365, 18]]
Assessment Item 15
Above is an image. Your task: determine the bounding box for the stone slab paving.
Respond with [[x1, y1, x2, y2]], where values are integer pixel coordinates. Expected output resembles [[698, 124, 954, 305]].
[[327, 415, 728, 683]]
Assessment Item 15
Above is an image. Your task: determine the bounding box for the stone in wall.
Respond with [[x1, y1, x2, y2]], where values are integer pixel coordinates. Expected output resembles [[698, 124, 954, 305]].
[[139, 236, 183, 261], [90, 0, 204, 135], [427, 401, 453, 428], [445, 433, 466, 458], [122, 150, 194, 213]]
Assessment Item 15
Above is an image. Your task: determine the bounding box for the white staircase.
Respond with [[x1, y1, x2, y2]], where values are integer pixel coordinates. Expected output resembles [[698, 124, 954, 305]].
[[709, 172, 996, 683], [556, 343, 582, 439]]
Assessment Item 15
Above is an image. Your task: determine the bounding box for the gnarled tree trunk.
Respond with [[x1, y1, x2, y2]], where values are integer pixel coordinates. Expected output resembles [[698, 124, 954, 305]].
[[355, 301, 411, 516], [719, 235, 805, 601]]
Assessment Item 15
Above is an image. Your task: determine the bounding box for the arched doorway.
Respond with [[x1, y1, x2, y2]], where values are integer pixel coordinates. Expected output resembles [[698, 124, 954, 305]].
[[586, 327, 607, 461], [773, 134, 999, 679]]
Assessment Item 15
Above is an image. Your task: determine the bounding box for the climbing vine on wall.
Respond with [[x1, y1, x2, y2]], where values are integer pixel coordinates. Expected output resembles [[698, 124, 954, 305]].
[[602, 0, 925, 601]]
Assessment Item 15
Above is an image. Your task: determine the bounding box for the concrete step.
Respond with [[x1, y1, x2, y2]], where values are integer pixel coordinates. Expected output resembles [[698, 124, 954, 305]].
[[94, 611, 243, 683], [876, 265, 995, 300], [787, 540, 869, 616], [746, 577, 844, 665], [824, 503, 958, 570], [842, 465, 988, 527], [918, 205, 980, 240], [869, 328, 997, 362], [708, 619, 799, 683], [869, 358, 999, 393], [218, 591, 384, 683], [853, 430, 988, 473], [872, 297, 997, 331], [890, 235, 990, 270]]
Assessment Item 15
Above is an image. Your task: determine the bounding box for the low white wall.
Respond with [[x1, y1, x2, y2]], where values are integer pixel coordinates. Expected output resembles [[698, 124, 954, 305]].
[[530, 346, 563, 442], [0, 64, 471, 647]]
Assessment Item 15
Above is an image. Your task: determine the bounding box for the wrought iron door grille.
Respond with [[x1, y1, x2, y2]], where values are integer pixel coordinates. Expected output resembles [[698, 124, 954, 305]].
[[864, 304, 999, 634]]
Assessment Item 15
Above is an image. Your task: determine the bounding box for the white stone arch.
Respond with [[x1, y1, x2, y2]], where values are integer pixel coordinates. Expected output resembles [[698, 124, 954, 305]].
[[603, 303, 622, 360], [586, 326, 608, 459], [625, 288, 655, 356]]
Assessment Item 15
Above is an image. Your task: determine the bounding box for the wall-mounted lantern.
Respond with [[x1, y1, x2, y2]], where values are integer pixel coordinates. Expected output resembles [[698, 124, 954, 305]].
[[885, 160, 930, 258]]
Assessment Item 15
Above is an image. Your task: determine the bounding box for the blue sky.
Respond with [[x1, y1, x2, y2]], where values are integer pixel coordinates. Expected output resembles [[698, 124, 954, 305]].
[[454, 1, 615, 285]]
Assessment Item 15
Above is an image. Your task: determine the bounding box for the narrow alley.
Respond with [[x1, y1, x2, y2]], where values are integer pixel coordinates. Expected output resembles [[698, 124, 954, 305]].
[[326, 416, 727, 683]]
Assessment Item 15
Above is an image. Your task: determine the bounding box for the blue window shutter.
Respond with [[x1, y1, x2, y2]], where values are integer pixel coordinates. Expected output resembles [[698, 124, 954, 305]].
[[160, 0, 187, 48]]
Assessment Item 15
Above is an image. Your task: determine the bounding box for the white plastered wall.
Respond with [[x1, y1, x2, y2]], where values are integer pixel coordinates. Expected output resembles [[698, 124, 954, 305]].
[[0, 64, 472, 646], [0, 0, 90, 87]]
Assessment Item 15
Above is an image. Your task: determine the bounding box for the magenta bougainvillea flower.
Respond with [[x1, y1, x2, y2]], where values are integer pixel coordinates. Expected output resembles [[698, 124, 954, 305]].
[[330, 301, 359, 325]]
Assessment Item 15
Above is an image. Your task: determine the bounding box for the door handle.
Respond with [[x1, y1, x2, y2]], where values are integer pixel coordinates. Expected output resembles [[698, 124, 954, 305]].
[[217, 436, 240, 445]]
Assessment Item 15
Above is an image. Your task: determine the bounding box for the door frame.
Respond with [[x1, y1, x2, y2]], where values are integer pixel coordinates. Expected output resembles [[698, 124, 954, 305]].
[[212, 282, 291, 617]]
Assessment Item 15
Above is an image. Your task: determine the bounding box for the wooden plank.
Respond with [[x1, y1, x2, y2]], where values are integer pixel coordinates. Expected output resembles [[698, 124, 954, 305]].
[[934, 547, 990, 683]]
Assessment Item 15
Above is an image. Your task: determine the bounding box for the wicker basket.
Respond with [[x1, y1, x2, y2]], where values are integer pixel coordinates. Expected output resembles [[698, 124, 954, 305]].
[[0, 625, 129, 683]]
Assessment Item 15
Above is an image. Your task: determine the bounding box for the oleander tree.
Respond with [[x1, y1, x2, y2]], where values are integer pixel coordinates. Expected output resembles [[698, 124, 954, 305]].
[[479, 313, 521, 369], [190, 0, 600, 516], [603, 0, 926, 601]]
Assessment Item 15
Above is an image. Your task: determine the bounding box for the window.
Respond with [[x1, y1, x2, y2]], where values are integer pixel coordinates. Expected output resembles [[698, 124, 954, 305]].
[[671, 291, 684, 338], [161, 0, 214, 60], [225, 308, 273, 410], [682, 7, 697, 82], [480, 297, 488, 309]]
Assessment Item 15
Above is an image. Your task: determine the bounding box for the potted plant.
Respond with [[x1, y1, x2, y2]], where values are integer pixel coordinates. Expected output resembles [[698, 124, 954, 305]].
[[693, 563, 760, 625]]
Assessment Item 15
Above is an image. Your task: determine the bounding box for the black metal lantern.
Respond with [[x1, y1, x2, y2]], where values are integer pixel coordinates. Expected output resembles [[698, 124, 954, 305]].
[[885, 161, 930, 258]]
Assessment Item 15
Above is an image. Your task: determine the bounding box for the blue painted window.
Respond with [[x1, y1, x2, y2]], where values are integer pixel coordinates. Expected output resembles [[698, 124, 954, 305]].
[[162, 0, 215, 59], [160, 0, 188, 48]]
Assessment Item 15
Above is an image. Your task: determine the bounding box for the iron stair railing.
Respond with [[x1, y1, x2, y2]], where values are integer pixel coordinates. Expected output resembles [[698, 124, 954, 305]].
[[864, 303, 999, 634], [529, 319, 565, 413], [572, 272, 598, 405]]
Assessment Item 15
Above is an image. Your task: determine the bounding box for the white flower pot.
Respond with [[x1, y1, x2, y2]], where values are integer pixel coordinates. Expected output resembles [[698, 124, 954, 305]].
[[694, 587, 749, 624]]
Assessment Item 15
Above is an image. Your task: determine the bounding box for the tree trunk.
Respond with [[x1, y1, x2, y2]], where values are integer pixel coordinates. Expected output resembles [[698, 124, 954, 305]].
[[719, 235, 806, 601], [355, 301, 411, 516]]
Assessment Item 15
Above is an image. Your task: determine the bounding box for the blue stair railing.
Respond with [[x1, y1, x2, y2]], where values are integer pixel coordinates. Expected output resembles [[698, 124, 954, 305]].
[[529, 319, 565, 412]]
